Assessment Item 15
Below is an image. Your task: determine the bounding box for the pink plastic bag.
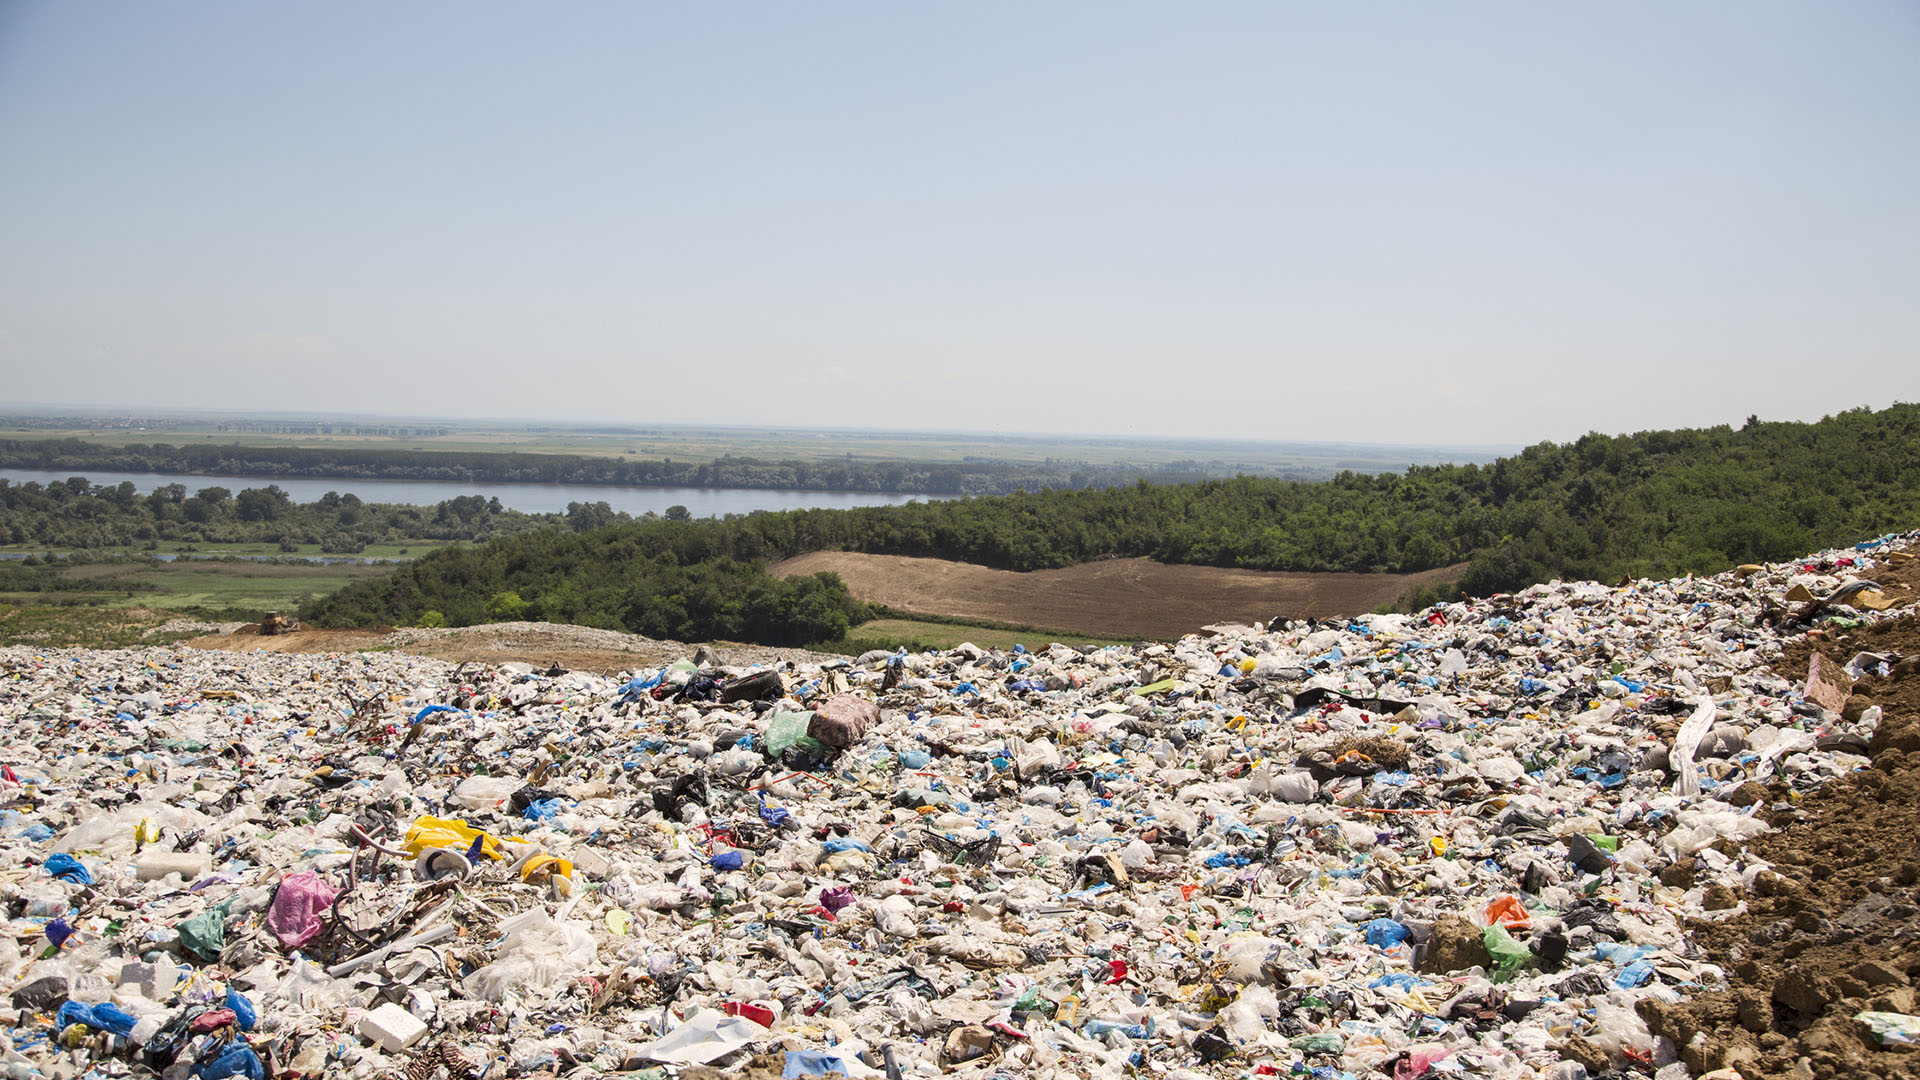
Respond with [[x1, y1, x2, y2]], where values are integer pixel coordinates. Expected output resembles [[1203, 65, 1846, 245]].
[[1394, 1046, 1453, 1079], [266, 870, 339, 949]]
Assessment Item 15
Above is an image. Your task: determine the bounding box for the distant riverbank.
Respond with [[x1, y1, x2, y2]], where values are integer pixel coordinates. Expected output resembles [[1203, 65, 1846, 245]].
[[0, 468, 943, 517]]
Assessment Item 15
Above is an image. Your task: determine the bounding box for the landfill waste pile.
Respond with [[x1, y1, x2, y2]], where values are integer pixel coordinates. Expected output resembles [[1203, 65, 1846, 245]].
[[3, 536, 1919, 1080]]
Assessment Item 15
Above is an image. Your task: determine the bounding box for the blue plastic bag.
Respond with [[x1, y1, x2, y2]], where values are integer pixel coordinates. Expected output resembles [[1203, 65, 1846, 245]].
[[44, 853, 92, 884], [226, 987, 257, 1031], [56, 1001, 138, 1036], [615, 672, 666, 703], [192, 1042, 266, 1080], [1364, 918, 1411, 948]]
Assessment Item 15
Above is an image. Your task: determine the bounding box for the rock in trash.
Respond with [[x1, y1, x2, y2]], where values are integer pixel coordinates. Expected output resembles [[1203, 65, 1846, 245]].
[[808, 693, 878, 748]]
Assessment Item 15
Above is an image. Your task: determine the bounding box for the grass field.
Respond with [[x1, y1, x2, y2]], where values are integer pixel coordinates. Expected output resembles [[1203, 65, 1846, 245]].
[[0, 604, 202, 649], [0, 558, 391, 629], [0, 539, 442, 560], [60, 560, 389, 612]]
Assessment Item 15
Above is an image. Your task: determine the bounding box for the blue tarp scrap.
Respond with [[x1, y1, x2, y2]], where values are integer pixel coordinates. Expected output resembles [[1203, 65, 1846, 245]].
[[784, 1051, 852, 1078]]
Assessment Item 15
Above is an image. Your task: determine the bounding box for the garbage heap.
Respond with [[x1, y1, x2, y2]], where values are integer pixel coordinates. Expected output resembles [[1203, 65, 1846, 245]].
[[2, 535, 1916, 1080]]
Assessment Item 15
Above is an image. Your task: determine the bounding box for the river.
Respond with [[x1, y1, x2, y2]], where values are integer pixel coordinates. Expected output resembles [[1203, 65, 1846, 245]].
[[0, 468, 942, 517]]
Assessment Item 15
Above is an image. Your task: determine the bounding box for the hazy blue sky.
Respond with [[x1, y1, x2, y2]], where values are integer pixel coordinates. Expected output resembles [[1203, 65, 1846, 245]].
[[2, 3, 1916, 444]]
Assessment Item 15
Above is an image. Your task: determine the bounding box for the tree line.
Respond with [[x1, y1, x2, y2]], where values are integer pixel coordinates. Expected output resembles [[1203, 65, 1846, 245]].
[[0, 479, 631, 552], [0, 439, 1254, 496]]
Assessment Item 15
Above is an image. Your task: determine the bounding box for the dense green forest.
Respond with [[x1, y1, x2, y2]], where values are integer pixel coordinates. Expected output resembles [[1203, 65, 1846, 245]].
[[0, 439, 1238, 495], [0, 479, 626, 552], [300, 406, 1920, 642], [308, 539, 868, 645]]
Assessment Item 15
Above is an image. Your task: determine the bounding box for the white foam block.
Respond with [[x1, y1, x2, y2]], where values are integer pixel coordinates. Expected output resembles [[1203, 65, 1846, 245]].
[[358, 1001, 427, 1052], [135, 852, 212, 882]]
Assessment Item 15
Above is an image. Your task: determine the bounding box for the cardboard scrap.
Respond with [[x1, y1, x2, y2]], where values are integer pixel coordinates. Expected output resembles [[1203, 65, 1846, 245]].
[[1851, 589, 1895, 611], [1805, 653, 1853, 715]]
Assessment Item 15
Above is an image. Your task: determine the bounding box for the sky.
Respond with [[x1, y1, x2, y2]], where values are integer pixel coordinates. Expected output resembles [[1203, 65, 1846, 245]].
[[1, 3, 1916, 445]]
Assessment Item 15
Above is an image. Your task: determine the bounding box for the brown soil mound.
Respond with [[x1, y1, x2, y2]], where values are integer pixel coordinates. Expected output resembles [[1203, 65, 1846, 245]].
[[185, 624, 394, 654], [1640, 554, 1920, 1079], [181, 621, 838, 674], [770, 552, 1466, 640]]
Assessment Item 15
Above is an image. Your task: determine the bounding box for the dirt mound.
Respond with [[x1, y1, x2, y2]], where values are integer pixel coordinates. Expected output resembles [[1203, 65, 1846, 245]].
[[770, 552, 1466, 639], [182, 624, 393, 653], [1639, 554, 1920, 1079], [181, 621, 839, 674]]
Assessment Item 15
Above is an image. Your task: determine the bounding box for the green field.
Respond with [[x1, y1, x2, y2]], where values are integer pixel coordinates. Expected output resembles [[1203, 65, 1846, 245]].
[[0, 604, 204, 650], [0, 539, 441, 560], [1, 558, 391, 618]]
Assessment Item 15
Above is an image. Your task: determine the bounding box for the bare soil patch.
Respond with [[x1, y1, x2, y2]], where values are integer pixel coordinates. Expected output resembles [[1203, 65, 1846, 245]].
[[1638, 552, 1920, 1079], [770, 552, 1466, 639], [184, 624, 395, 654], [181, 621, 838, 674]]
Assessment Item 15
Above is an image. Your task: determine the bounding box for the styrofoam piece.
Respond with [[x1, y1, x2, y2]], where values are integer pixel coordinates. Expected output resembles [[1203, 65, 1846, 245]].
[[135, 852, 212, 882], [357, 1001, 427, 1052]]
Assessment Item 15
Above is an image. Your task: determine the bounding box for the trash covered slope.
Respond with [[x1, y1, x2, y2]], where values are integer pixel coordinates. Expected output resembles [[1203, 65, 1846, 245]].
[[2, 536, 1917, 1080]]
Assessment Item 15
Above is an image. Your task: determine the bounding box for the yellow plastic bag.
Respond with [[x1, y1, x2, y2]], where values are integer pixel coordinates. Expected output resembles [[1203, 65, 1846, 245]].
[[403, 816, 511, 862], [520, 853, 573, 882]]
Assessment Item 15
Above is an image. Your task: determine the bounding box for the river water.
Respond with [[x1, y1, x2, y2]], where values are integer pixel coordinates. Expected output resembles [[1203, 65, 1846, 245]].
[[0, 468, 941, 517]]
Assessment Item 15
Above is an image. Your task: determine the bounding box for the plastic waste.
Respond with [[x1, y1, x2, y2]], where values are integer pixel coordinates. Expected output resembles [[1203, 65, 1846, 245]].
[[764, 711, 814, 756], [55, 1001, 138, 1036], [403, 815, 511, 861], [462, 908, 595, 1002], [632, 1008, 765, 1064], [1857, 1010, 1920, 1046], [265, 870, 340, 949], [1483, 925, 1531, 982], [190, 1042, 265, 1080], [43, 852, 93, 884]]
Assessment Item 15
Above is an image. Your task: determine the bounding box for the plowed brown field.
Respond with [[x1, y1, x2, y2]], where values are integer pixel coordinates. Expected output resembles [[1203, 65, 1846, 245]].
[[769, 553, 1466, 639]]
